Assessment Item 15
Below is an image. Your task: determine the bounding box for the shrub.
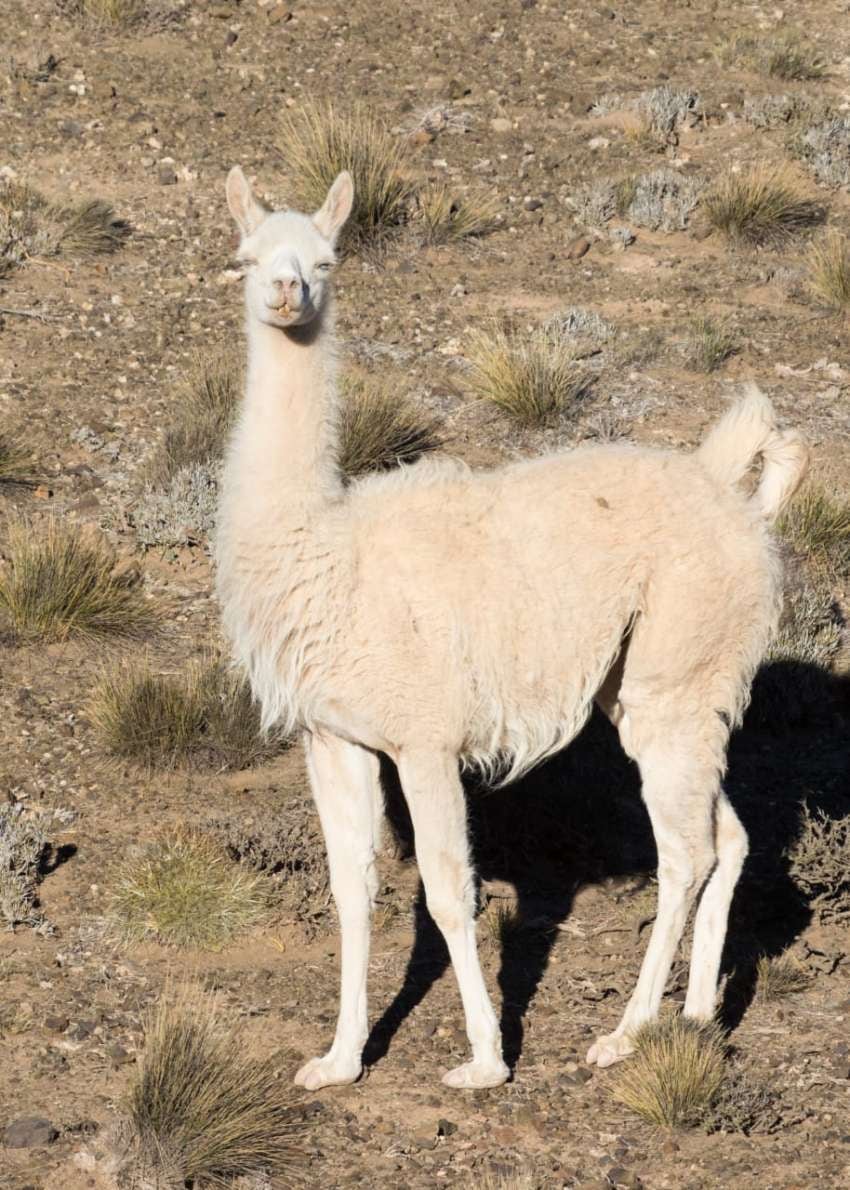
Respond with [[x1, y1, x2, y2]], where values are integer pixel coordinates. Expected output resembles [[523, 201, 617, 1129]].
[[417, 185, 500, 245], [624, 168, 702, 232], [107, 829, 268, 947], [338, 374, 441, 479], [279, 101, 414, 250], [778, 485, 850, 578], [786, 806, 850, 922], [466, 325, 591, 427], [0, 178, 128, 277], [704, 164, 826, 245], [0, 805, 50, 933], [544, 307, 615, 346], [0, 435, 33, 486], [807, 230, 850, 310], [684, 317, 738, 372], [755, 953, 811, 1002], [134, 462, 219, 550], [0, 517, 154, 642], [796, 117, 850, 188], [92, 657, 286, 771], [635, 86, 699, 140], [124, 987, 304, 1185], [764, 36, 827, 82], [613, 1017, 727, 1128], [149, 352, 240, 487]]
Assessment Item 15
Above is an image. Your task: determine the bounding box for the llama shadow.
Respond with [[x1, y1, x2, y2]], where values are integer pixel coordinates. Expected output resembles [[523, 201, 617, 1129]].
[[362, 660, 850, 1075]]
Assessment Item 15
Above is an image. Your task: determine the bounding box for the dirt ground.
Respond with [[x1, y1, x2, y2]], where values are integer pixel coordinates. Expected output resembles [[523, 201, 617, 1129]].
[[1, 1, 850, 1187]]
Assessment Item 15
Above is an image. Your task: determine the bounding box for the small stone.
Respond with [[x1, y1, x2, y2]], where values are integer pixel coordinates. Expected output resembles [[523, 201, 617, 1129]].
[[523, 196, 544, 211], [408, 128, 434, 147], [59, 119, 82, 138], [225, 30, 238, 46], [107, 1043, 133, 1066], [44, 1015, 69, 1033], [588, 135, 610, 150], [268, 5, 292, 23], [565, 235, 591, 260], [490, 117, 512, 134], [412, 1132, 437, 1151], [158, 164, 177, 186], [437, 1118, 457, 1136], [4, 1118, 59, 1148]]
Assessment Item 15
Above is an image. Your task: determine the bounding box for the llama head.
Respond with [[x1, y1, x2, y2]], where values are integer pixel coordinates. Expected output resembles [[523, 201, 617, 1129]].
[[226, 166, 354, 329]]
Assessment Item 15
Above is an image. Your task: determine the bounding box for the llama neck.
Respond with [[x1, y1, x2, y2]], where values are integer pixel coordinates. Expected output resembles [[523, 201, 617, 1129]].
[[231, 305, 342, 507]]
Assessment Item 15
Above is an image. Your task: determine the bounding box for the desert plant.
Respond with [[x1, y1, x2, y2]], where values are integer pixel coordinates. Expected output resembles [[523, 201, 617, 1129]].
[[417, 185, 500, 245], [612, 1017, 727, 1129], [149, 352, 240, 486], [0, 179, 128, 277], [704, 164, 825, 245], [545, 307, 615, 346], [765, 36, 827, 82], [0, 805, 50, 932], [635, 86, 699, 140], [807, 230, 850, 310], [624, 168, 703, 232], [481, 900, 523, 949], [0, 517, 154, 642], [0, 435, 33, 486], [125, 987, 304, 1186], [796, 117, 850, 188], [338, 374, 441, 478], [684, 317, 738, 372], [786, 806, 850, 921], [92, 657, 286, 771], [134, 462, 219, 549], [279, 101, 414, 249], [755, 952, 811, 1002], [778, 485, 850, 577], [107, 829, 268, 947], [466, 325, 591, 428]]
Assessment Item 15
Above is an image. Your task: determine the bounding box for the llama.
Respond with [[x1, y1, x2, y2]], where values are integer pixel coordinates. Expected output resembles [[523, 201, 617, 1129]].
[[216, 166, 809, 1092]]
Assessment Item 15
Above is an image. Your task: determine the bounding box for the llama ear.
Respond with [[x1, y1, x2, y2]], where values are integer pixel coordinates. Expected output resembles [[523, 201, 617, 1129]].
[[313, 171, 354, 243], [226, 166, 268, 236]]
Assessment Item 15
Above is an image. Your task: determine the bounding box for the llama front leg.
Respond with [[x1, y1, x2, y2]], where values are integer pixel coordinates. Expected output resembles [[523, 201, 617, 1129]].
[[399, 749, 509, 1089], [294, 733, 382, 1091]]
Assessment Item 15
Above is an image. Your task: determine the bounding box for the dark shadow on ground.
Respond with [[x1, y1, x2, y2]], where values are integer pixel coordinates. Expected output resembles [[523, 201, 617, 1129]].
[[363, 662, 850, 1075]]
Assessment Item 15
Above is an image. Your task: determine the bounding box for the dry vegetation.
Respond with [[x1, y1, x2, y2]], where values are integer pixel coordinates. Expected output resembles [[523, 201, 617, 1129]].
[[704, 164, 826, 245], [778, 484, 850, 578], [121, 987, 304, 1186], [279, 101, 414, 249], [0, 178, 128, 276], [684, 317, 738, 372], [338, 373, 442, 478], [613, 1017, 728, 1129], [755, 953, 812, 1002], [0, 805, 50, 932], [0, 516, 154, 642], [149, 352, 240, 486], [0, 434, 33, 485], [91, 657, 286, 771], [786, 806, 850, 922], [107, 829, 268, 947], [807, 229, 850, 309], [467, 325, 590, 427], [417, 185, 501, 245]]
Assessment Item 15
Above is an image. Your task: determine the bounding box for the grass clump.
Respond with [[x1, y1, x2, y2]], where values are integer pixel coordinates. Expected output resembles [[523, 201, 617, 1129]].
[[0, 517, 153, 643], [279, 101, 414, 250], [755, 952, 811, 1002], [338, 374, 441, 479], [108, 829, 267, 948], [786, 806, 850, 922], [807, 230, 850, 310], [796, 117, 850, 188], [0, 805, 50, 933], [0, 179, 128, 277], [685, 317, 738, 372], [613, 1017, 727, 1129], [150, 352, 240, 486], [481, 901, 523, 949], [704, 164, 825, 245], [0, 435, 34, 486], [765, 36, 827, 82], [124, 987, 304, 1186], [417, 185, 500, 245], [92, 658, 284, 771], [467, 326, 591, 428], [778, 485, 850, 578]]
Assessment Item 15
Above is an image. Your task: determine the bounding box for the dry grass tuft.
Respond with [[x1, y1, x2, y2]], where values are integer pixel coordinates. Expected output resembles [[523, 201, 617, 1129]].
[[685, 317, 738, 372], [786, 806, 850, 922], [0, 435, 34, 486], [417, 185, 501, 245], [338, 374, 442, 479], [755, 953, 811, 1002], [481, 901, 523, 949], [150, 352, 240, 486], [807, 230, 850, 310], [107, 829, 268, 948], [467, 326, 591, 428], [765, 36, 827, 82], [279, 101, 414, 249], [125, 987, 304, 1185], [0, 517, 154, 643], [92, 657, 285, 771], [613, 1017, 727, 1129], [704, 164, 826, 245], [0, 805, 50, 932], [778, 485, 850, 578], [0, 179, 128, 276]]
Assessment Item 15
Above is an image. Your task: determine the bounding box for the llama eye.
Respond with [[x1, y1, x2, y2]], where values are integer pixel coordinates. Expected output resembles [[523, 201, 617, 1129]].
[[316, 261, 334, 273], [235, 255, 258, 270]]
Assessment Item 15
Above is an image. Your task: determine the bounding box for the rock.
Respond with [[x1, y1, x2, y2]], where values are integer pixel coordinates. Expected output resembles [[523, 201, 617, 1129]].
[[44, 1015, 69, 1033], [268, 5, 293, 23], [158, 164, 178, 186], [437, 1118, 457, 1137], [225, 30, 238, 46], [565, 235, 591, 260], [490, 117, 512, 134], [408, 128, 434, 147], [3, 1117, 59, 1148], [59, 119, 82, 138], [523, 197, 544, 211]]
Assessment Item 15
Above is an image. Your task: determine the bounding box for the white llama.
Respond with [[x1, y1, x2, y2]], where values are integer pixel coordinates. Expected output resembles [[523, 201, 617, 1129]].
[[215, 166, 809, 1092]]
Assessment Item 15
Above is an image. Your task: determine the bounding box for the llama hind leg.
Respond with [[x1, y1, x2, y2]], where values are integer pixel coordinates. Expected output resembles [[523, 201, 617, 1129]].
[[294, 732, 382, 1091], [587, 736, 719, 1068], [399, 749, 509, 1089]]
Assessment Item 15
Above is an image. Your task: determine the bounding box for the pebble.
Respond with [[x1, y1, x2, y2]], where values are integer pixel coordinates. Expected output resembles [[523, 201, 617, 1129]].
[[268, 5, 293, 23], [565, 235, 591, 260], [158, 164, 178, 186], [490, 117, 512, 134], [437, 1118, 457, 1136], [3, 1117, 59, 1148], [44, 1015, 69, 1033], [523, 197, 544, 211]]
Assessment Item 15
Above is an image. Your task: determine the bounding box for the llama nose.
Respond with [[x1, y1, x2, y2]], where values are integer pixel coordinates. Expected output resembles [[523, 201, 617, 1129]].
[[274, 276, 304, 310]]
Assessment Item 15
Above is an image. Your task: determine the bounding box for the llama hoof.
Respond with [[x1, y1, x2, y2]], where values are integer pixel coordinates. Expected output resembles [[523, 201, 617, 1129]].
[[586, 1032, 635, 1068], [441, 1059, 510, 1090], [293, 1054, 361, 1090]]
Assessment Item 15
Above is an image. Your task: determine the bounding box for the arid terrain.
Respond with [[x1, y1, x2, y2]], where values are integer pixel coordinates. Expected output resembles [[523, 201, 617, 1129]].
[[1, 1, 849, 1188]]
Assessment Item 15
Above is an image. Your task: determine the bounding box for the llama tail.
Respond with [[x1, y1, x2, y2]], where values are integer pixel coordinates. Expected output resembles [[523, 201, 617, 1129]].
[[696, 383, 809, 521]]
